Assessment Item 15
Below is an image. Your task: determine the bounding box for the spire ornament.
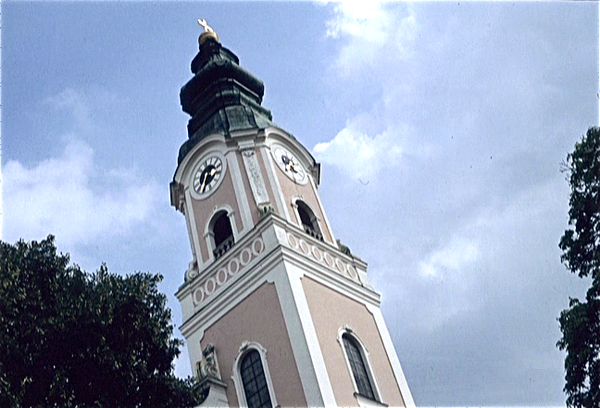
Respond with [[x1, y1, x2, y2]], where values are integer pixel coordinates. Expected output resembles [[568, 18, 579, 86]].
[[198, 19, 219, 44]]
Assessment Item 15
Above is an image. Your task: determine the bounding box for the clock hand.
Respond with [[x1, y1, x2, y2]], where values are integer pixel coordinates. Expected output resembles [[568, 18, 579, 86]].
[[200, 167, 218, 193], [200, 171, 208, 193]]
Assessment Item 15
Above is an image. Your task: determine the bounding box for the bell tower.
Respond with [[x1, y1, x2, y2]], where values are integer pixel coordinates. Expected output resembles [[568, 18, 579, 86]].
[[171, 22, 415, 407]]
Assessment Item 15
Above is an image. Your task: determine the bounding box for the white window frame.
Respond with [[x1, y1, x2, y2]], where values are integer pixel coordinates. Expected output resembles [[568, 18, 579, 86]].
[[231, 341, 278, 408], [337, 325, 385, 405]]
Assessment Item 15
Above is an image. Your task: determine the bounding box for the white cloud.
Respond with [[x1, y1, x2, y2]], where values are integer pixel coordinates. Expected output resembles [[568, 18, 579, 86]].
[[325, 1, 417, 77], [45, 88, 93, 133], [313, 124, 403, 180], [2, 139, 161, 247], [419, 237, 479, 278], [315, 2, 420, 180], [2, 87, 159, 248]]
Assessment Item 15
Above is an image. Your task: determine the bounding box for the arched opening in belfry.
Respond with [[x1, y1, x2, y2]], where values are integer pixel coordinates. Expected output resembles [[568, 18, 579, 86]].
[[212, 211, 234, 259], [296, 201, 323, 241]]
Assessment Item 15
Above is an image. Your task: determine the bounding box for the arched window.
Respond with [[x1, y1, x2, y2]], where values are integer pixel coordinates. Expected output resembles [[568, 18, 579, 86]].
[[342, 332, 378, 401], [295, 200, 323, 241], [211, 211, 234, 259], [240, 350, 272, 408], [232, 342, 277, 408]]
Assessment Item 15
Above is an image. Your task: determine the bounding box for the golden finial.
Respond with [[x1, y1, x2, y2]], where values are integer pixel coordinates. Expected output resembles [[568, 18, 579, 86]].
[[198, 19, 219, 44]]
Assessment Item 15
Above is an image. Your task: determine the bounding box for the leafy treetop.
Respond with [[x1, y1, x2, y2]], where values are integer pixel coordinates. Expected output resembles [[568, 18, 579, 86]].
[[557, 127, 600, 408], [0, 235, 199, 408]]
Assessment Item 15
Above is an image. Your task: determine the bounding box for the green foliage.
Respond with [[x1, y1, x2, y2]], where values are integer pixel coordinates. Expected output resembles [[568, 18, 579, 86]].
[[0, 236, 199, 408], [557, 127, 600, 408]]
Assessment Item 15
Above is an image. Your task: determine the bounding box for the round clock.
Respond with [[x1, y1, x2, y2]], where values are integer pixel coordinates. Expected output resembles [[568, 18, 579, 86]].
[[272, 145, 307, 184], [192, 156, 224, 196]]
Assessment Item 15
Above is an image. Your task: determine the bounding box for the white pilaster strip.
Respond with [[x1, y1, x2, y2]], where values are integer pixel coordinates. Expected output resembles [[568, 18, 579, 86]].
[[181, 192, 198, 265], [185, 189, 205, 269], [285, 264, 337, 406], [261, 146, 291, 222], [366, 304, 415, 408], [308, 175, 336, 244], [266, 265, 324, 407], [226, 150, 253, 235]]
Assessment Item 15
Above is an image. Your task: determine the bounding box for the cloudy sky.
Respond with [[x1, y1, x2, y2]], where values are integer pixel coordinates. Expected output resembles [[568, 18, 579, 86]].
[[1, 2, 598, 406]]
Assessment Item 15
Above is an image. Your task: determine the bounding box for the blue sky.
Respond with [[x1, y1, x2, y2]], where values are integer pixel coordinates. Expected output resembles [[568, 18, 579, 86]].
[[1, 2, 598, 406]]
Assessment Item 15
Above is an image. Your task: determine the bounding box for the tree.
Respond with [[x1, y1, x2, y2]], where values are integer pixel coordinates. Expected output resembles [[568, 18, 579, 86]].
[[0, 235, 199, 408], [557, 126, 600, 408]]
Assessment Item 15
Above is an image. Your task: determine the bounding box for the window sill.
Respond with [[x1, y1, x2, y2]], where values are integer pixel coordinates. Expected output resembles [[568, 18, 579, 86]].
[[354, 393, 388, 408]]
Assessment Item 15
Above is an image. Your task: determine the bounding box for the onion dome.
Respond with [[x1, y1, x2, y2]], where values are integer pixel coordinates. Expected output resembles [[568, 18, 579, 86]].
[[178, 24, 274, 164]]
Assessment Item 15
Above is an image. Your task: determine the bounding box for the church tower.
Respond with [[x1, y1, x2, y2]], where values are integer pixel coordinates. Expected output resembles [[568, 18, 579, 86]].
[[170, 22, 415, 407]]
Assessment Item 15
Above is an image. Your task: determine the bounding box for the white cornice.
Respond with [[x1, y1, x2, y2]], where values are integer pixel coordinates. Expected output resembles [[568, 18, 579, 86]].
[[280, 247, 381, 307], [178, 213, 376, 302], [178, 214, 383, 338]]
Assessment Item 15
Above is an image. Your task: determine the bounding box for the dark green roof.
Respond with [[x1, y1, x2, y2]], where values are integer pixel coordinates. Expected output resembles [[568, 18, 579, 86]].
[[178, 37, 274, 164]]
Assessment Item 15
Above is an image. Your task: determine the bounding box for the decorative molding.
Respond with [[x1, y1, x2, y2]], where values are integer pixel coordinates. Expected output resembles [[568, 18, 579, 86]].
[[170, 181, 186, 214], [191, 237, 266, 306], [185, 260, 199, 282], [197, 343, 222, 381], [241, 148, 270, 205], [259, 202, 275, 217], [178, 214, 379, 338], [286, 232, 361, 284], [178, 216, 281, 336]]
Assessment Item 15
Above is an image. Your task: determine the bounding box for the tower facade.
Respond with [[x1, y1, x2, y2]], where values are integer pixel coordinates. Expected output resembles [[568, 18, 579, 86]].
[[171, 26, 414, 407]]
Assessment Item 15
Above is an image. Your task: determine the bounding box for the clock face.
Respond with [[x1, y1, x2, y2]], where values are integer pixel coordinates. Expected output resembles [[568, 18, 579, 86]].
[[193, 156, 223, 195], [272, 145, 307, 184]]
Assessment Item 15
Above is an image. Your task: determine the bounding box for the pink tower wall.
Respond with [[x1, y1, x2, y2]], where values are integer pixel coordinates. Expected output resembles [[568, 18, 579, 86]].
[[302, 276, 406, 407], [201, 282, 308, 407]]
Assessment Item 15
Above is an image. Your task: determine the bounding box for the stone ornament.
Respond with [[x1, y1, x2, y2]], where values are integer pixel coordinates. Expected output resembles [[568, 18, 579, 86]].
[[199, 343, 221, 380]]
